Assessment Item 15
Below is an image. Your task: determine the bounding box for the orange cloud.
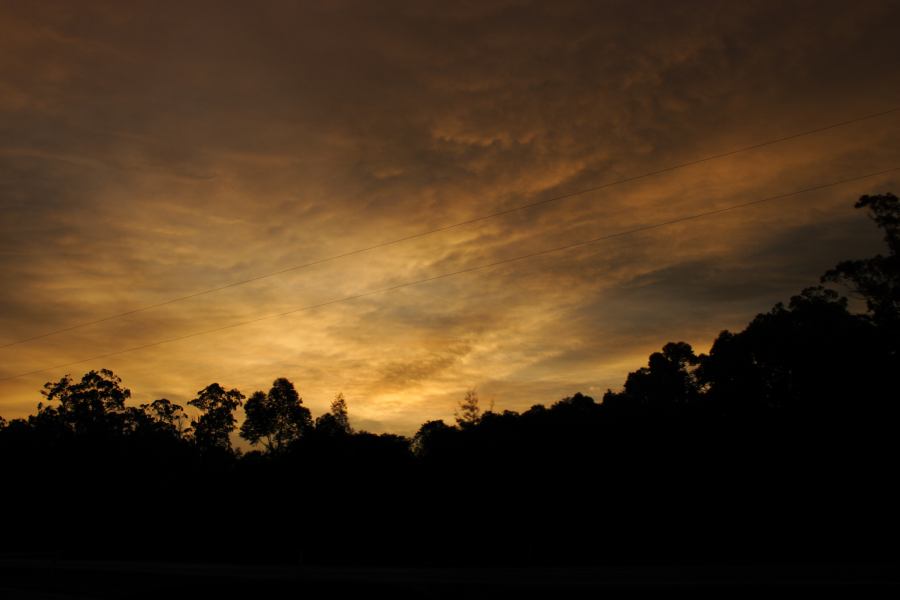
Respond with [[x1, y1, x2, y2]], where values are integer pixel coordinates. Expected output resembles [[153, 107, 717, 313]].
[[1, 0, 899, 434]]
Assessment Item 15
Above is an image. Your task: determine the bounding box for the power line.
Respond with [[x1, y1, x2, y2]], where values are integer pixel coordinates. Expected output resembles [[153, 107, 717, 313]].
[[1, 165, 895, 382], [2, 106, 898, 349]]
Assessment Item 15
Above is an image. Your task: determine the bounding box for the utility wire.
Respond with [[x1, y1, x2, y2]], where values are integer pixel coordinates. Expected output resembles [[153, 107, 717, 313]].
[[2, 106, 898, 349], [1, 166, 895, 382]]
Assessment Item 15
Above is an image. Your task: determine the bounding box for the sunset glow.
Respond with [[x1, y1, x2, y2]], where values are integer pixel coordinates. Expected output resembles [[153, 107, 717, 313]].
[[1, 0, 898, 433]]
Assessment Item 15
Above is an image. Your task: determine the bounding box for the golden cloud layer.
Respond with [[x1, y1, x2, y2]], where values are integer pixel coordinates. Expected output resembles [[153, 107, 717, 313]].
[[1, 0, 899, 434]]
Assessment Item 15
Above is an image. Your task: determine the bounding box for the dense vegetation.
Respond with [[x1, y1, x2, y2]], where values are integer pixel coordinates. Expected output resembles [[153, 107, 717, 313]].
[[1, 194, 898, 566]]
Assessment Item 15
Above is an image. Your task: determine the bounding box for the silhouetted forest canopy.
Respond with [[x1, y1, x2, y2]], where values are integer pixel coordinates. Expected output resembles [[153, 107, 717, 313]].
[[1, 194, 898, 566]]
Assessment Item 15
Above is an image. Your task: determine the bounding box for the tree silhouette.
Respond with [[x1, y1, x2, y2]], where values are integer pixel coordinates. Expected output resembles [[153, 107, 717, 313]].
[[139, 398, 188, 438], [696, 285, 887, 417], [603, 342, 700, 412], [330, 392, 351, 433], [455, 388, 481, 428], [188, 383, 244, 453], [411, 419, 455, 458], [240, 378, 312, 452], [822, 193, 900, 340], [314, 392, 353, 436], [38, 369, 131, 436]]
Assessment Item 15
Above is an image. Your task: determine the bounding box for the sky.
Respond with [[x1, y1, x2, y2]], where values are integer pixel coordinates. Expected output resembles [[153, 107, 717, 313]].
[[1, 0, 899, 435]]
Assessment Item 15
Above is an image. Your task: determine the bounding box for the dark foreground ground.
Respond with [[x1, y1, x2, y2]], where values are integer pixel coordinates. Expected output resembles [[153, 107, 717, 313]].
[[2, 558, 900, 598]]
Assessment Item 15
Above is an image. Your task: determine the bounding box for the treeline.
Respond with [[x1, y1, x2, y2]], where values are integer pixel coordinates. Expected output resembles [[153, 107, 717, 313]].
[[0, 194, 898, 566]]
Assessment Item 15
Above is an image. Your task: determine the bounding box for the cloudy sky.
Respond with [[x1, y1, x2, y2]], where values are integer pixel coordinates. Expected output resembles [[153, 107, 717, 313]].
[[1, 0, 899, 434]]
